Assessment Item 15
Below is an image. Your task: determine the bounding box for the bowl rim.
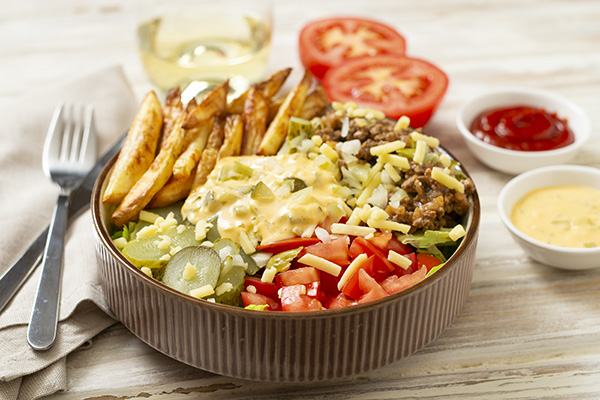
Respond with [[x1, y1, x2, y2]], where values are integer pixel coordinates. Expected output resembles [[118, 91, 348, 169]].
[[497, 164, 600, 255], [455, 86, 591, 158], [91, 146, 481, 318]]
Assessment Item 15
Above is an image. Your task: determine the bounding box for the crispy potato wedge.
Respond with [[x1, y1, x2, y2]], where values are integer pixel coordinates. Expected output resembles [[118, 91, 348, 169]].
[[257, 70, 312, 155], [183, 81, 228, 130], [147, 169, 196, 209], [241, 87, 268, 155], [299, 85, 329, 120], [227, 68, 291, 114], [159, 87, 184, 148], [219, 114, 243, 159], [103, 91, 162, 204], [110, 113, 186, 227], [267, 95, 285, 124], [172, 117, 213, 180]]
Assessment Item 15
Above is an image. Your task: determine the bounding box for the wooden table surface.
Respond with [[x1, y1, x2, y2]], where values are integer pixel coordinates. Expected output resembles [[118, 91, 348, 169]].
[[3, 0, 600, 398]]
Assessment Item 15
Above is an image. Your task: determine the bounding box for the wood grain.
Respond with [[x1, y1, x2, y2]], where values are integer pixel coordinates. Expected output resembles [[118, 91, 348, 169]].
[[2, 0, 599, 398]]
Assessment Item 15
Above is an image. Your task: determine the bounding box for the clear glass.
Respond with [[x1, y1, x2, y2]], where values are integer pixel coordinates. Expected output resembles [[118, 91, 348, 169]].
[[136, 0, 272, 101]]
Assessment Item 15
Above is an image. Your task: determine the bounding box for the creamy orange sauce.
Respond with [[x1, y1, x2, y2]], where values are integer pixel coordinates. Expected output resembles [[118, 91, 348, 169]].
[[183, 153, 347, 244], [511, 185, 600, 248]]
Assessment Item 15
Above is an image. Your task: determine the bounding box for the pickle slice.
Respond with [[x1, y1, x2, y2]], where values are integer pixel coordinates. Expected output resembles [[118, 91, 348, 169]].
[[162, 246, 221, 296]]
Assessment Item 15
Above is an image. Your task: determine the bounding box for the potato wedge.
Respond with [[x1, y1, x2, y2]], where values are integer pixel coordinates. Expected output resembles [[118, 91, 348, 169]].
[[183, 81, 228, 130], [219, 114, 243, 159], [147, 169, 196, 209], [241, 87, 268, 155], [257, 70, 312, 155], [159, 87, 184, 148], [103, 91, 162, 204], [227, 68, 291, 114], [299, 85, 329, 120], [172, 117, 213, 180], [110, 113, 186, 227]]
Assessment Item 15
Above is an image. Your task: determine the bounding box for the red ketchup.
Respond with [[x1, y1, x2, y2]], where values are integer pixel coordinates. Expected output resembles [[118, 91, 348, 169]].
[[470, 106, 575, 151]]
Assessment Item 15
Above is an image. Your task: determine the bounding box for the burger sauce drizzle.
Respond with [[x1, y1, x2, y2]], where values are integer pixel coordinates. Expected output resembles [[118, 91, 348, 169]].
[[470, 106, 575, 151]]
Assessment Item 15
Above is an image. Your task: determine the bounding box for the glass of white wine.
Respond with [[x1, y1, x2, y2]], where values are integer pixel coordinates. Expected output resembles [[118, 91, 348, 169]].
[[136, 0, 272, 101]]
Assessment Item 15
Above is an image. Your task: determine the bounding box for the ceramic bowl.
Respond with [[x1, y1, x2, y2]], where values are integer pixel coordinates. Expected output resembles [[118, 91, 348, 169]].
[[498, 164, 600, 270], [91, 150, 480, 382], [456, 87, 591, 175]]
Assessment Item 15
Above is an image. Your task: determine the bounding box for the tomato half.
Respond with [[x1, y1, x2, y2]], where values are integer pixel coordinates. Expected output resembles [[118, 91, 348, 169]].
[[299, 17, 406, 79], [322, 55, 449, 127]]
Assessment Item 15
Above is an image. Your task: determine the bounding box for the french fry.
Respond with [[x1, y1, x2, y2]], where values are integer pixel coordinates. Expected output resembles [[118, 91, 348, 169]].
[[227, 68, 292, 114], [219, 114, 243, 159], [110, 113, 186, 227], [183, 81, 228, 130], [241, 87, 268, 155], [183, 119, 225, 212], [103, 91, 162, 204], [159, 87, 184, 148], [146, 170, 196, 209], [257, 70, 312, 155], [299, 85, 329, 120], [172, 117, 213, 180]]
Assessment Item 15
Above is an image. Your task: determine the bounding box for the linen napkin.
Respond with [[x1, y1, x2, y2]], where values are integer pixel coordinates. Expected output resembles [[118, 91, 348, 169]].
[[0, 65, 139, 399]]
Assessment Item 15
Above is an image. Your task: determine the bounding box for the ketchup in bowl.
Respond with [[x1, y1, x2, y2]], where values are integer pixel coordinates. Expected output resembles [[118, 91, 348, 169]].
[[470, 106, 575, 151]]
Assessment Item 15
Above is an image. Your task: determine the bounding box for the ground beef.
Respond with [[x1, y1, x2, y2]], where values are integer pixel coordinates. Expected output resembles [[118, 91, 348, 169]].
[[314, 110, 475, 232]]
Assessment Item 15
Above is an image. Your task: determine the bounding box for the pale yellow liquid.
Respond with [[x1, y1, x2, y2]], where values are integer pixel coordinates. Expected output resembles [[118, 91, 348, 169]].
[[137, 12, 271, 99]]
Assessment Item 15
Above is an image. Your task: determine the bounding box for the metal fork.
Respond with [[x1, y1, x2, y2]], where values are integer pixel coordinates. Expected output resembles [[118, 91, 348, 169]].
[[27, 102, 97, 351]]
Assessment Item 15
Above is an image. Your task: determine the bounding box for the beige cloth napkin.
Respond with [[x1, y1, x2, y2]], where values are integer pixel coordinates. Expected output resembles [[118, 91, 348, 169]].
[[0, 65, 139, 399]]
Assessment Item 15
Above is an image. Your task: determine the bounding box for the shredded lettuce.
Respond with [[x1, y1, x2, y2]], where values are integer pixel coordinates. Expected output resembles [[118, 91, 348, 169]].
[[399, 229, 456, 249], [245, 304, 269, 311]]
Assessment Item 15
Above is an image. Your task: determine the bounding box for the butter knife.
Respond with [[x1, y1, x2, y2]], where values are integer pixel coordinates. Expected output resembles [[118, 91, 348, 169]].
[[0, 134, 125, 314]]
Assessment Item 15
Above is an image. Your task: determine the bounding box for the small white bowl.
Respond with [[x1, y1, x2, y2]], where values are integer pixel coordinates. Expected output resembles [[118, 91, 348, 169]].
[[498, 165, 600, 270], [456, 87, 591, 175]]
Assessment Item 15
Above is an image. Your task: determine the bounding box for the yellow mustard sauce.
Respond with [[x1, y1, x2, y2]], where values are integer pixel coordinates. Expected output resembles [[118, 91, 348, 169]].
[[183, 153, 348, 244], [510, 185, 600, 248]]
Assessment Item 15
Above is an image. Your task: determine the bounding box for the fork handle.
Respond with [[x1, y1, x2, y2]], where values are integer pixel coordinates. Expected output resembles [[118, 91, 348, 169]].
[[27, 193, 69, 351]]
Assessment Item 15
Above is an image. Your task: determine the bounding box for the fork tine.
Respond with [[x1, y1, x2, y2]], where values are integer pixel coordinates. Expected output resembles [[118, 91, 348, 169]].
[[79, 105, 96, 167], [69, 104, 83, 163], [59, 103, 74, 162]]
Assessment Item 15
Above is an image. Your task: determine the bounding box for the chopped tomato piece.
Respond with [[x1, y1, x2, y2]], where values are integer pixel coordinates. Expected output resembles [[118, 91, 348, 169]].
[[299, 17, 406, 79], [348, 236, 395, 272], [241, 292, 280, 311], [381, 265, 427, 294], [325, 293, 357, 309], [357, 270, 387, 304], [256, 237, 320, 253], [341, 255, 389, 299], [367, 231, 413, 255], [416, 253, 443, 272], [244, 277, 279, 299], [322, 55, 449, 127], [280, 285, 323, 312], [275, 266, 319, 286], [302, 236, 350, 266], [395, 251, 418, 276]]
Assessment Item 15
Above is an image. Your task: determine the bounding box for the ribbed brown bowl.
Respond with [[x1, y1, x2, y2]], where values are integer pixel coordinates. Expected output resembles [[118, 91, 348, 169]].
[[91, 151, 480, 382]]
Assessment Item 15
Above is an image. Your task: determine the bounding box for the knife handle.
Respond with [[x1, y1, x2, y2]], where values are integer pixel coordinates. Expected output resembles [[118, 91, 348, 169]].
[[0, 227, 47, 313]]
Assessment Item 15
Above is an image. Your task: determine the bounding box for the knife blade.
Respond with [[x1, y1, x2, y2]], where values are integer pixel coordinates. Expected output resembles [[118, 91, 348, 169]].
[[0, 134, 125, 314]]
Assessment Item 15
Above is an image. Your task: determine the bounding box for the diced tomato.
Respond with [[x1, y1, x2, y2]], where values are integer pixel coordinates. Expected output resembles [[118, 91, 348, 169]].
[[357, 269, 387, 304], [416, 253, 443, 272], [244, 277, 279, 299], [396, 251, 418, 276], [301, 236, 350, 266], [348, 236, 395, 272], [322, 55, 449, 127], [325, 293, 357, 309], [241, 292, 280, 311], [341, 255, 381, 299], [280, 285, 323, 312], [381, 265, 427, 294], [299, 17, 406, 79], [255, 237, 320, 253], [367, 231, 413, 255], [275, 266, 319, 286], [319, 264, 345, 296]]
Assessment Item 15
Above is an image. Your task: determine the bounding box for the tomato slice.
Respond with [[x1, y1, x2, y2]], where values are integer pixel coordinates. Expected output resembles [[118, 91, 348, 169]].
[[299, 17, 406, 79], [416, 253, 443, 272], [241, 292, 280, 311], [280, 285, 323, 312], [380, 265, 427, 294], [322, 55, 449, 127], [276, 266, 319, 286], [325, 293, 357, 309], [301, 237, 350, 266], [244, 277, 279, 299], [255, 237, 320, 253]]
